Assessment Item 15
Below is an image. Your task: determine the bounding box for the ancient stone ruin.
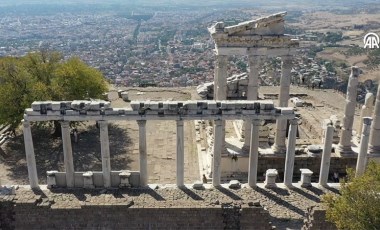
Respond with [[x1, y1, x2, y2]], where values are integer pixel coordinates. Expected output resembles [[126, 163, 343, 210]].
[[1, 12, 380, 230]]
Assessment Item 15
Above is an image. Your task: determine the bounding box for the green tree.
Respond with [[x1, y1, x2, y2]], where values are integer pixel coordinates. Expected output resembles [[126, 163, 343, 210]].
[[322, 161, 380, 230], [0, 51, 108, 135]]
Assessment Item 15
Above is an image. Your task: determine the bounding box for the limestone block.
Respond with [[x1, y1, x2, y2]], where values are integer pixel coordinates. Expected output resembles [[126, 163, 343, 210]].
[[117, 90, 125, 98], [119, 171, 131, 188], [51, 102, 62, 111], [121, 92, 129, 101], [25, 108, 42, 116], [197, 101, 208, 110], [130, 101, 140, 111], [184, 101, 198, 110], [207, 101, 218, 110], [65, 110, 80, 116], [299, 169, 313, 187], [83, 171, 94, 188], [264, 169, 278, 188], [146, 101, 159, 110], [222, 110, 236, 115], [167, 101, 179, 110], [260, 101, 274, 110], [71, 100, 91, 111], [47, 170, 58, 189], [86, 111, 101, 116], [47, 110, 61, 116], [228, 180, 241, 189], [60, 101, 72, 110], [31, 101, 43, 111], [221, 101, 235, 110], [281, 107, 294, 114], [192, 181, 205, 190], [113, 108, 126, 115], [104, 109, 119, 115]]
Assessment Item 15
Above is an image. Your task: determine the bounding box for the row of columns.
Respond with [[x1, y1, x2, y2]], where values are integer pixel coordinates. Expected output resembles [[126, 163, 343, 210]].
[[213, 54, 294, 154]]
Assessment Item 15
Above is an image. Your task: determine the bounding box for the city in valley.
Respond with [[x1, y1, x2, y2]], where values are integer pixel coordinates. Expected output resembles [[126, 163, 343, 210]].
[[0, 0, 380, 230]]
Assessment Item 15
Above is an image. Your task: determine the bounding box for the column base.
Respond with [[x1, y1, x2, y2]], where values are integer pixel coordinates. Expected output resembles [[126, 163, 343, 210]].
[[272, 145, 286, 154], [336, 145, 355, 157], [368, 145, 380, 155]]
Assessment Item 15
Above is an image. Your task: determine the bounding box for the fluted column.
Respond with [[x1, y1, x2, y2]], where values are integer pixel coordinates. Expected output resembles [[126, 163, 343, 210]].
[[273, 56, 292, 154], [99, 120, 111, 188], [337, 66, 360, 155], [369, 84, 380, 154], [358, 93, 374, 140], [212, 120, 223, 187], [319, 124, 334, 187], [248, 120, 261, 188], [176, 120, 184, 187], [60, 121, 74, 188], [244, 56, 262, 147], [137, 120, 148, 186], [284, 119, 298, 187], [356, 117, 372, 177], [22, 120, 39, 189]]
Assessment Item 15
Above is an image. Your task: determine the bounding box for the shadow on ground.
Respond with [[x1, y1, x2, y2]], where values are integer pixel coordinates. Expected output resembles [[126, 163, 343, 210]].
[[0, 123, 133, 184]]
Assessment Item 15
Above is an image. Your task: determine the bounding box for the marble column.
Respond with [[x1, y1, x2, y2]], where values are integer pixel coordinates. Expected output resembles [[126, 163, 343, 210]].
[[214, 55, 228, 100], [99, 120, 111, 188], [358, 93, 374, 140], [284, 119, 298, 187], [60, 121, 74, 188], [273, 56, 292, 154], [337, 66, 360, 155], [319, 124, 334, 187], [212, 120, 223, 187], [137, 120, 148, 186], [248, 120, 261, 188], [369, 84, 380, 154], [214, 54, 228, 153], [356, 117, 372, 177], [244, 56, 262, 148], [176, 120, 184, 187], [22, 120, 39, 189]]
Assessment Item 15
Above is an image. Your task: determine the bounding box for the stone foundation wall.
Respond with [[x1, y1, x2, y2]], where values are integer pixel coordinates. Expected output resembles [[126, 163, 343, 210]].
[[0, 194, 272, 230], [223, 155, 357, 182], [302, 205, 337, 230]]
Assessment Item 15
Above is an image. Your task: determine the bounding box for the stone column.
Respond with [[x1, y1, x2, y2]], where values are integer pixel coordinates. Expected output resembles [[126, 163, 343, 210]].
[[214, 55, 228, 100], [337, 66, 360, 155], [369, 84, 380, 154], [99, 120, 111, 188], [358, 93, 374, 140], [176, 120, 184, 187], [244, 56, 262, 148], [137, 120, 148, 186], [273, 56, 292, 154], [22, 120, 39, 189], [356, 117, 372, 177], [214, 55, 228, 153], [319, 124, 334, 187], [60, 121, 74, 188], [212, 120, 223, 187], [248, 120, 261, 188], [284, 119, 298, 187]]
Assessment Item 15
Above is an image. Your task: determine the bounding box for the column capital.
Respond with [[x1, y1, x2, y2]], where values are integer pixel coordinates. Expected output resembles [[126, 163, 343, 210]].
[[98, 120, 108, 125], [176, 120, 184, 126], [363, 117, 373, 125], [22, 119, 30, 128], [214, 119, 223, 126], [137, 120, 146, 126], [289, 118, 299, 125], [251, 119, 261, 126], [60, 121, 70, 128], [281, 55, 293, 67]]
